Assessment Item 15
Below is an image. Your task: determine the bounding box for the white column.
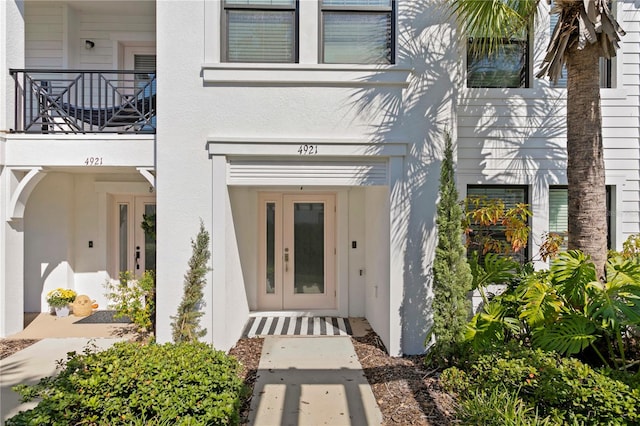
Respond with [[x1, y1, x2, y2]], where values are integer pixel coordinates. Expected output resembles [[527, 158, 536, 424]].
[[387, 156, 406, 356], [1, 169, 25, 337], [1, 1, 26, 336], [210, 154, 228, 348]]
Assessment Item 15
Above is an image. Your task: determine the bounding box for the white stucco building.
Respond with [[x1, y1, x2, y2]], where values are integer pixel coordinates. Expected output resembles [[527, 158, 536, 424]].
[[1, 0, 639, 356]]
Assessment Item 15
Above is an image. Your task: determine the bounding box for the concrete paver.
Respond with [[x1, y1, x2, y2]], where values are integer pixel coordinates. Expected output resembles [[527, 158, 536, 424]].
[[249, 336, 383, 426]]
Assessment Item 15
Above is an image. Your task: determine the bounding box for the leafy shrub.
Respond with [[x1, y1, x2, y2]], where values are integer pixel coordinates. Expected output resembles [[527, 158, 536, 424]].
[[465, 250, 640, 369], [441, 344, 640, 425], [457, 386, 551, 426], [7, 341, 243, 426], [105, 270, 156, 335]]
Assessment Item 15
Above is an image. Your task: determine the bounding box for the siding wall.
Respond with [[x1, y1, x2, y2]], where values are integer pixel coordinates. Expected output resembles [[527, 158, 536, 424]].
[[456, 0, 640, 252], [25, 2, 64, 68], [24, 1, 155, 70]]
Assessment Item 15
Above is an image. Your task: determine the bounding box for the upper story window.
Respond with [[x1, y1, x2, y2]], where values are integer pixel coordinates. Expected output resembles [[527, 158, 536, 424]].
[[320, 0, 394, 64], [223, 0, 298, 63], [467, 37, 529, 88]]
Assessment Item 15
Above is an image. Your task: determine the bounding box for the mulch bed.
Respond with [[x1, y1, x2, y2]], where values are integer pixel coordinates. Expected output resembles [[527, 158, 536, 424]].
[[228, 336, 264, 425], [3, 331, 458, 425], [352, 332, 457, 425], [228, 332, 457, 426], [0, 339, 40, 359]]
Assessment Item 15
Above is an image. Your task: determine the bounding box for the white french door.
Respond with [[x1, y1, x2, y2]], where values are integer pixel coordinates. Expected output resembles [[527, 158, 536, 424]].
[[113, 195, 156, 277], [258, 193, 336, 310]]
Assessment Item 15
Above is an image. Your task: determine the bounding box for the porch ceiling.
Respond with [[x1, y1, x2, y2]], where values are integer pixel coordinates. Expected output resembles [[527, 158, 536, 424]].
[[55, 0, 155, 16]]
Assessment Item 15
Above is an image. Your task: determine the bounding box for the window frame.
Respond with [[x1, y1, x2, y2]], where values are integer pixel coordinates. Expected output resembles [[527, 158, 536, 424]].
[[221, 0, 299, 64], [466, 36, 530, 88], [466, 185, 530, 262], [319, 0, 395, 65], [549, 186, 612, 251]]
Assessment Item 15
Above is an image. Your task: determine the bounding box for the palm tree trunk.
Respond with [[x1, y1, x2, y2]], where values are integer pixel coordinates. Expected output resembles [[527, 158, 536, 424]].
[[566, 41, 608, 279]]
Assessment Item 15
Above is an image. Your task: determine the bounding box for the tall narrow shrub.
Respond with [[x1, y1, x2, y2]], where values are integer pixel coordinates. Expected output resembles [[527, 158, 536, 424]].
[[171, 220, 210, 343], [430, 132, 473, 364]]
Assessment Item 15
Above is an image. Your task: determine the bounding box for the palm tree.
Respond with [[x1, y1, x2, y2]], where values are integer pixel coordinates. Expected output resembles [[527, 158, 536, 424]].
[[450, 0, 625, 278]]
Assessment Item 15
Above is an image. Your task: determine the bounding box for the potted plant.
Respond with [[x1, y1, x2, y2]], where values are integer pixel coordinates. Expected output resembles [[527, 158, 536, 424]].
[[46, 288, 77, 317]]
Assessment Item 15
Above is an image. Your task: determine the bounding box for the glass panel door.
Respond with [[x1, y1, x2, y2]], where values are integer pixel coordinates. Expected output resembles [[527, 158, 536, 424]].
[[258, 193, 336, 310], [292, 202, 325, 294], [283, 194, 334, 309], [114, 195, 156, 278], [136, 197, 156, 274]]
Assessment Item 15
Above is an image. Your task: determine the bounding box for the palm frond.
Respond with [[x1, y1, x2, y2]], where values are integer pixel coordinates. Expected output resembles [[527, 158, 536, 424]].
[[537, 0, 625, 83], [449, 0, 537, 56]]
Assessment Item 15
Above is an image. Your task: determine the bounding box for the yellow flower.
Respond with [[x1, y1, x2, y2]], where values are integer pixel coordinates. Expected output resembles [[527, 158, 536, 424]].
[[46, 288, 77, 308]]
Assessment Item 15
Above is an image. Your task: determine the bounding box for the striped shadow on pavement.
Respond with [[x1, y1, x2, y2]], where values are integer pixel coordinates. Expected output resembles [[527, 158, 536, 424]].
[[242, 316, 352, 338]]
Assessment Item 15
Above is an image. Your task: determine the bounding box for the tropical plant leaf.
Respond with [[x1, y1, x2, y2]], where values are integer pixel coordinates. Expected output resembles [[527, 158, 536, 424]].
[[471, 252, 520, 290], [587, 258, 640, 330], [464, 299, 521, 350], [532, 314, 598, 356], [551, 250, 596, 309], [519, 278, 563, 328], [606, 255, 640, 288]]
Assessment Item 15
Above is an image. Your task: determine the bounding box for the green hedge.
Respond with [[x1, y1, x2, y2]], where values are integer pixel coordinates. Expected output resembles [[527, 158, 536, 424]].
[[441, 345, 640, 425], [7, 341, 243, 426]]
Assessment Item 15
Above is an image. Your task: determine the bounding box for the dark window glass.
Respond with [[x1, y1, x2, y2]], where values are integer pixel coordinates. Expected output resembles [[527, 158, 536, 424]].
[[467, 185, 529, 262], [467, 39, 528, 88]]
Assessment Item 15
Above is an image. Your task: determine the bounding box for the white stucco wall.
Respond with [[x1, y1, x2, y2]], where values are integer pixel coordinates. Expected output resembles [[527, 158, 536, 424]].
[[348, 187, 367, 317], [24, 173, 75, 311], [21, 172, 152, 312], [155, 0, 457, 355]]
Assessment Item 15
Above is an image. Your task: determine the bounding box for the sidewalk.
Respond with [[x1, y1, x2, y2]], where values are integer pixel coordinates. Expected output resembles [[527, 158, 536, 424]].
[[1, 312, 134, 421], [2, 315, 383, 425], [249, 336, 383, 425], [1, 337, 125, 422]]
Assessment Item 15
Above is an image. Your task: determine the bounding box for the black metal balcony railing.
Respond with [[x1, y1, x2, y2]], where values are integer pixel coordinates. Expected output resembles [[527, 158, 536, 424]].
[[10, 69, 156, 134]]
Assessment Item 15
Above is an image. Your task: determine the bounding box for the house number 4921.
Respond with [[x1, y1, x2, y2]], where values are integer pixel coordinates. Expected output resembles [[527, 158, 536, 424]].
[[298, 144, 318, 155], [84, 157, 103, 166]]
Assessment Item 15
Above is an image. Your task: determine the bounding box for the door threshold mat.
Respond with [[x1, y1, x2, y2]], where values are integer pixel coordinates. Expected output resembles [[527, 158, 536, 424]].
[[74, 310, 132, 324], [243, 316, 352, 338]]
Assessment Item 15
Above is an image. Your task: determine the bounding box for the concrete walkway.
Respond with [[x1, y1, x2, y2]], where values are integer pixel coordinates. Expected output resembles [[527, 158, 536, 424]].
[[249, 336, 383, 425], [1, 313, 134, 421], [1, 338, 125, 422], [1, 314, 383, 425]]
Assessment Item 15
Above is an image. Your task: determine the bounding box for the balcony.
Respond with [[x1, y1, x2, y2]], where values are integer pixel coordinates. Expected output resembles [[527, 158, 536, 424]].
[[10, 69, 156, 134]]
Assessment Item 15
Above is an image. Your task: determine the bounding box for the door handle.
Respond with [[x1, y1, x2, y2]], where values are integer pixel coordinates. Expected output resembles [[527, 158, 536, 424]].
[[135, 246, 141, 270], [284, 248, 289, 272]]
